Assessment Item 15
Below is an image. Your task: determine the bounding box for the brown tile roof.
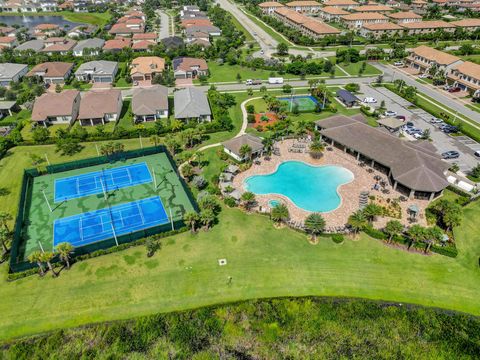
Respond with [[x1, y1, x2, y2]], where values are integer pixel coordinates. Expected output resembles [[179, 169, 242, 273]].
[[316, 115, 449, 192], [303, 20, 341, 34], [275, 7, 307, 24], [323, 0, 359, 5], [181, 18, 213, 27], [451, 18, 480, 27], [0, 36, 15, 43], [362, 21, 403, 30], [132, 85, 168, 115], [131, 56, 165, 75], [103, 38, 131, 50], [132, 40, 156, 50], [320, 6, 349, 14], [222, 134, 264, 156], [410, 45, 461, 65], [31, 90, 79, 122], [78, 90, 121, 119], [354, 4, 394, 11], [453, 61, 480, 81], [109, 23, 144, 35], [400, 20, 455, 29], [42, 39, 76, 52], [387, 11, 422, 19], [35, 23, 59, 31], [173, 57, 208, 72], [132, 32, 158, 40], [0, 26, 15, 34], [27, 62, 73, 78], [342, 12, 388, 20], [259, 1, 285, 7], [286, 1, 321, 6]]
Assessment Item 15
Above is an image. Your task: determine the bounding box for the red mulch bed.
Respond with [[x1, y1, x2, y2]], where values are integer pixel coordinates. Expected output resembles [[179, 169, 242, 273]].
[[252, 112, 278, 130]]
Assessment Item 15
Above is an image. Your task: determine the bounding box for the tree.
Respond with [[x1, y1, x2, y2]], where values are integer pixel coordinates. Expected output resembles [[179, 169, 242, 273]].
[[236, 73, 242, 83], [55, 84, 62, 93], [164, 135, 179, 156], [363, 204, 383, 223], [181, 163, 195, 180], [150, 135, 161, 147], [432, 199, 462, 231], [55, 137, 83, 156], [471, 164, 480, 179], [28, 251, 45, 277], [239, 144, 252, 161], [241, 191, 256, 210], [384, 220, 403, 243], [277, 42, 289, 56], [200, 209, 215, 230], [344, 83, 360, 93], [41, 252, 57, 277], [309, 141, 324, 159], [32, 126, 50, 144], [282, 84, 292, 94], [271, 204, 289, 224], [304, 213, 326, 241], [348, 211, 368, 236], [407, 224, 426, 250], [56, 242, 74, 269], [145, 237, 161, 257], [183, 212, 199, 233], [425, 226, 443, 253], [0, 212, 12, 232]]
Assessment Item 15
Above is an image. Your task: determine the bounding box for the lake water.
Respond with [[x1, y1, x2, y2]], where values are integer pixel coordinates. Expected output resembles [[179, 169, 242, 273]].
[[0, 15, 83, 30]]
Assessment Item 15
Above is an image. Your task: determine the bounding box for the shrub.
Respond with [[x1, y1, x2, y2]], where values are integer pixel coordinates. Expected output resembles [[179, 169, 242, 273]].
[[331, 234, 344, 244], [364, 226, 387, 240], [192, 175, 207, 190], [223, 196, 237, 207], [247, 114, 255, 123]]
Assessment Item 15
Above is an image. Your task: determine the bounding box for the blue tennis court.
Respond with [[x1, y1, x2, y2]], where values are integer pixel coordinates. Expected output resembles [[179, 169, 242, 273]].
[[54, 163, 152, 202], [53, 197, 169, 247]]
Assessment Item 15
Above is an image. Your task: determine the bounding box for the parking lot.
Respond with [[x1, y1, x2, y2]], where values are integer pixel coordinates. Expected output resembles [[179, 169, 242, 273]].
[[359, 85, 479, 173]]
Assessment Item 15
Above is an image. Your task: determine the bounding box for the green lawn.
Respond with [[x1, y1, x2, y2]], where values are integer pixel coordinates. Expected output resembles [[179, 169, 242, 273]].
[[63, 83, 92, 91], [333, 61, 382, 77], [0, 11, 111, 26], [0, 198, 479, 340]]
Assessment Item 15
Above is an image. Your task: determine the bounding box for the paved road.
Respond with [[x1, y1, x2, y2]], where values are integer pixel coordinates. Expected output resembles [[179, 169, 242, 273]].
[[156, 10, 171, 40], [361, 84, 478, 172], [373, 62, 480, 123]]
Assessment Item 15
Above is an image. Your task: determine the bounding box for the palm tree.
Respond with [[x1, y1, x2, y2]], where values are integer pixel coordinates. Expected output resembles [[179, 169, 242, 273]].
[[384, 220, 403, 243], [181, 163, 195, 180], [347, 210, 368, 237], [241, 191, 256, 210], [28, 251, 45, 277], [164, 135, 179, 156], [443, 210, 462, 232], [200, 209, 215, 231], [271, 204, 289, 224], [309, 141, 324, 159], [304, 213, 326, 241], [145, 237, 160, 257], [183, 212, 199, 233], [363, 203, 383, 223], [425, 226, 443, 253], [150, 135, 161, 147], [239, 144, 252, 161], [170, 119, 183, 132], [41, 252, 57, 277], [56, 242, 74, 269], [407, 224, 426, 250], [0, 212, 12, 232]]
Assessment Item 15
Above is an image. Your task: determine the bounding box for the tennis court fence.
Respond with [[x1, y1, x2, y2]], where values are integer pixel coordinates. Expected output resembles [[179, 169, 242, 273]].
[[9, 146, 197, 273]]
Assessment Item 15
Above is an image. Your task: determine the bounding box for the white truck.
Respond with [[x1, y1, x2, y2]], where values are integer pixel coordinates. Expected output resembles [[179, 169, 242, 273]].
[[245, 79, 262, 85], [268, 77, 284, 84]]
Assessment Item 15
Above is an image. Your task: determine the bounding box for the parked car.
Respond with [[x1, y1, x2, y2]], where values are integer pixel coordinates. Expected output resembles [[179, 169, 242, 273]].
[[405, 121, 415, 128], [429, 117, 443, 124], [384, 110, 397, 117], [260, 49, 264, 55], [363, 97, 377, 103], [412, 132, 424, 139], [442, 151, 460, 159], [393, 61, 404, 67], [443, 85, 452, 91], [448, 87, 461, 93], [474, 150, 480, 157], [419, 73, 430, 79], [396, 115, 406, 121], [441, 125, 458, 134]]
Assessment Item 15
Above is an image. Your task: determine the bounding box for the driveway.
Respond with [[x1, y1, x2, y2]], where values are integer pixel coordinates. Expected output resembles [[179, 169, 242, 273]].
[[360, 84, 479, 173]]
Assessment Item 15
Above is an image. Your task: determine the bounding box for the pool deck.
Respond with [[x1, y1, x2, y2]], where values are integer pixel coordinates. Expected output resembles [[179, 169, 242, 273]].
[[232, 139, 429, 229]]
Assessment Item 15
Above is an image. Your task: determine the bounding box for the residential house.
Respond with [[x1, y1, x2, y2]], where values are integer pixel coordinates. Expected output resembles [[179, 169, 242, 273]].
[[447, 61, 480, 97], [180, 10, 208, 19], [186, 30, 209, 44], [341, 12, 388, 29], [336, 89, 360, 107], [411, 0, 427, 11], [27, 62, 73, 84], [451, 18, 480, 32], [130, 56, 165, 82], [0, 63, 28, 86], [67, 24, 98, 38], [222, 134, 264, 162], [42, 38, 77, 55], [78, 89, 122, 126], [32, 23, 59, 39], [406, 45, 463, 74], [132, 85, 168, 122], [0, 0, 21, 13], [181, 18, 213, 28], [322, 0, 359, 10], [0, 100, 17, 119], [273, 8, 341, 38], [387, 11, 422, 24], [285, 0, 322, 13], [318, 6, 349, 22], [172, 57, 208, 79], [132, 32, 157, 43], [0, 26, 16, 37], [258, 1, 285, 14], [31, 90, 81, 126], [360, 22, 403, 38], [161, 36, 184, 49], [132, 40, 156, 51], [14, 39, 44, 52], [174, 87, 211, 122], [103, 38, 131, 52], [184, 25, 221, 37], [353, 4, 394, 13], [0, 36, 17, 48], [400, 20, 456, 35], [75, 60, 118, 83], [72, 38, 105, 56]]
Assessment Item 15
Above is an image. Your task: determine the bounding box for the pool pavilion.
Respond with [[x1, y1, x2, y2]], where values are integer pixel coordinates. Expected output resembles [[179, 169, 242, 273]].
[[315, 116, 450, 201]]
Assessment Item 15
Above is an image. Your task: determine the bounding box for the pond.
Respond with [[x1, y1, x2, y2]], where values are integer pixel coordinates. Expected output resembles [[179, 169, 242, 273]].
[[0, 15, 84, 30]]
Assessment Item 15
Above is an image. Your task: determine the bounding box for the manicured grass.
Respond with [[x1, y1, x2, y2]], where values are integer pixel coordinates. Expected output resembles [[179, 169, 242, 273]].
[[0, 11, 111, 26], [0, 198, 479, 340], [63, 83, 92, 91], [334, 61, 382, 77]]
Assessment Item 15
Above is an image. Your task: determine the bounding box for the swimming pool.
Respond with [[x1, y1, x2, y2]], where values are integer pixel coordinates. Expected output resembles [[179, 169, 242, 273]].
[[277, 95, 320, 112], [244, 161, 354, 212]]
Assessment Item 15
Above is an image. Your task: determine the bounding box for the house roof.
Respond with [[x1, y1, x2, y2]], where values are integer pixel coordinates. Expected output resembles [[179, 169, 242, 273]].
[[275, 7, 307, 23], [27, 62, 73, 78], [410, 45, 461, 66], [316, 115, 449, 192], [172, 57, 208, 72], [174, 87, 211, 119], [41, 39, 76, 52], [0, 100, 16, 110], [132, 85, 168, 116], [336, 89, 360, 103], [400, 20, 455, 29], [130, 56, 165, 75], [323, 0, 359, 5], [161, 36, 184, 48], [103, 38, 131, 50], [377, 117, 404, 129], [259, 1, 285, 7], [31, 90, 79, 121], [35, 23, 58, 31], [342, 12, 387, 20], [362, 21, 403, 30], [0, 26, 15, 34], [387, 11, 422, 19], [185, 25, 221, 35], [222, 134, 264, 156], [78, 90, 121, 119], [0, 63, 27, 79], [15, 39, 44, 51], [451, 18, 480, 27], [302, 19, 341, 34], [73, 38, 105, 52], [132, 32, 157, 40], [189, 39, 211, 47], [108, 23, 144, 35], [132, 40, 156, 50], [452, 61, 480, 81], [0, 36, 15, 44], [354, 4, 393, 11], [320, 6, 349, 14], [285, 1, 321, 6], [75, 60, 118, 76], [181, 18, 213, 27]]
